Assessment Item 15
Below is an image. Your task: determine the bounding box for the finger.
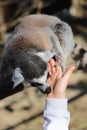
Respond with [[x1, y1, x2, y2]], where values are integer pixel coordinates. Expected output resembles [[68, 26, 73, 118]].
[[50, 58, 56, 73], [50, 58, 56, 67], [48, 58, 56, 75], [48, 62, 51, 75], [63, 66, 75, 83], [51, 66, 62, 85], [56, 66, 63, 79], [48, 67, 60, 88]]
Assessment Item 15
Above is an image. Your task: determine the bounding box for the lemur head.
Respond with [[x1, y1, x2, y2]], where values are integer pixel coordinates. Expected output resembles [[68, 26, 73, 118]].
[[12, 49, 55, 93], [72, 44, 86, 60]]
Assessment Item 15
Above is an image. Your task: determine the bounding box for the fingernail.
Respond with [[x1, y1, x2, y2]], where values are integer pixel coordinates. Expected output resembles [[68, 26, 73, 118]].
[[71, 66, 75, 72], [72, 66, 75, 70]]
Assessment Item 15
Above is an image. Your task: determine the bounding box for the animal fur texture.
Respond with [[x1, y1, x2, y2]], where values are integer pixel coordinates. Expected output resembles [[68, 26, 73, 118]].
[[72, 43, 87, 72], [0, 14, 74, 93]]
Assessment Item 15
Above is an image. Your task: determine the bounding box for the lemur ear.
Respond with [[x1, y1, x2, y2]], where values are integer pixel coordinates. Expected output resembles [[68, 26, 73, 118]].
[[36, 51, 56, 63], [12, 67, 24, 88]]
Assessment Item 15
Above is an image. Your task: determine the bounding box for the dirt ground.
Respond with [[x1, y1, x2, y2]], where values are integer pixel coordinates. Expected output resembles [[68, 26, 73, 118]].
[[0, 17, 87, 130]]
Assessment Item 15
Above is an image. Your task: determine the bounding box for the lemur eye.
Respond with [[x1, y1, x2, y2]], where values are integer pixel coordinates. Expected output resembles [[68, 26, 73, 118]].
[[30, 82, 42, 87]]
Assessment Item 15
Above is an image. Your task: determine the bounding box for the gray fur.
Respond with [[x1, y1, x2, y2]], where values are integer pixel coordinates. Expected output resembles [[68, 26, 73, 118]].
[[0, 14, 74, 93], [72, 44, 87, 71]]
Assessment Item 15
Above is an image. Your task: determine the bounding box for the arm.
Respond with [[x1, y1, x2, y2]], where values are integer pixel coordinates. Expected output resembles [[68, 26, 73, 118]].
[[43, 98, 70, 130], [42, 59, 75, 130]]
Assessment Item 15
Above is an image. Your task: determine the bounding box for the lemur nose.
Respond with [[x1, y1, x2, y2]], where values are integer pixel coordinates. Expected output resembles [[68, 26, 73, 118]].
[[45, 87, 51, 94]]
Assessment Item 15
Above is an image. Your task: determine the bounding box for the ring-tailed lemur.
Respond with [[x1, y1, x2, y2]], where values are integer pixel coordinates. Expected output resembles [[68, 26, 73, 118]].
[[0, 14, 77, 93], [72, 43, 87, 72]]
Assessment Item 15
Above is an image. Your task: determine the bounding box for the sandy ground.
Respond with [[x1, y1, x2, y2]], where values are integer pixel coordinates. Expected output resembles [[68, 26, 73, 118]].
[[0, 17, 87, 130]]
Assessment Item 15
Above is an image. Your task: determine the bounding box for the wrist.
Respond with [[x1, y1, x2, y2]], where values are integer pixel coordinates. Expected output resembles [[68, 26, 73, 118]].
[[47, 92, 66, 99]]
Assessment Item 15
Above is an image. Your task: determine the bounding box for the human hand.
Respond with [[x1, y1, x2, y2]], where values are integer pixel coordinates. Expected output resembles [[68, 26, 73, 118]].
[[47, 59, 75, 98]]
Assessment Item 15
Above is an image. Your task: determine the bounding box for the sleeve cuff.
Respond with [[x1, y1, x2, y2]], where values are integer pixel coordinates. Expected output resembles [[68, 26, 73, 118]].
[[45, 98, 68, 111]]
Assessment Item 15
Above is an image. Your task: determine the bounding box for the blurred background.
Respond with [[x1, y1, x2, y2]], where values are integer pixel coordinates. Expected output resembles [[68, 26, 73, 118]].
[[0, 0, 87, 130]]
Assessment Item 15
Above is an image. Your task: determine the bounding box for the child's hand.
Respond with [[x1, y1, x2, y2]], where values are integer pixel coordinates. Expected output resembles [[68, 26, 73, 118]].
[[48, 59, 75, 98]]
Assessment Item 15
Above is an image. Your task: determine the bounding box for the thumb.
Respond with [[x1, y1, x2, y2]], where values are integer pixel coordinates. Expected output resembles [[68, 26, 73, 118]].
[[63, 66, 75, 83]]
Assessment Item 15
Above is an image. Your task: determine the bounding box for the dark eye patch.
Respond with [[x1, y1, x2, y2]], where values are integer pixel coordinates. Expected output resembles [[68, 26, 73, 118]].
[[30, 82, 43, 87]]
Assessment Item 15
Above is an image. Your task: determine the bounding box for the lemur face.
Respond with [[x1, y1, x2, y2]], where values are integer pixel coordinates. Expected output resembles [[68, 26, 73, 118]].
[[12, 51, 55, 93], [72, 44, 86, 60]]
